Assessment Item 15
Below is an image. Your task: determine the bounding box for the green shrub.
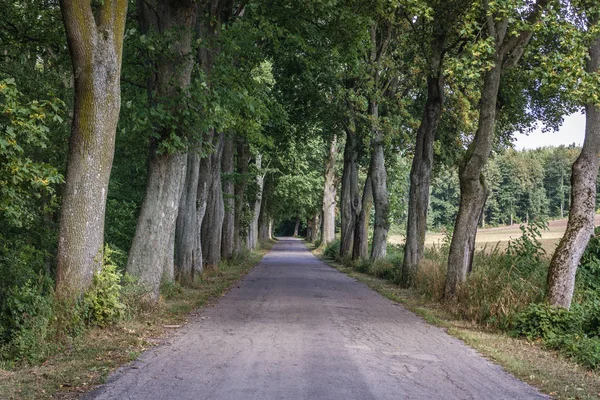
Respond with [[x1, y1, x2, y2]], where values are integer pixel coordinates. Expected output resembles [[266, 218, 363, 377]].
[[369, 260, 399, 282], [80, 246, 126, 327], [323, 238, 340, 260], [0, 276, 55, 364], [513, 303, 578, 340]]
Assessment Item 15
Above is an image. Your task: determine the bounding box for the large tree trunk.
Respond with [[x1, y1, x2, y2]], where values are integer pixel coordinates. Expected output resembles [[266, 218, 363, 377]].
[[125, 0, 196, 300], [353, 174, 372, 260], [201, 132, 225, 270], [175, 151, 200, 282], [339, 126, 360, 257], [55, 0, 127, 299], [293, 217, 301, 237], [546, 34, 600, 309], [445, 62, 501, 298], [369, 101, 389, 261], [127, 152, 187, 300], [402, 72, 444, 286], [322, 136, 338, 244], [258, 175, 271, 245], [234, 138, 250, 253], [248, 154, 264, 250], [221, 135, 235, 259]]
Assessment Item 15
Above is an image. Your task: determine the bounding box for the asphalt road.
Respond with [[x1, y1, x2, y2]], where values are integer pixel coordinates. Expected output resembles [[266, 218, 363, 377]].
[[88, 238, 546, 400]]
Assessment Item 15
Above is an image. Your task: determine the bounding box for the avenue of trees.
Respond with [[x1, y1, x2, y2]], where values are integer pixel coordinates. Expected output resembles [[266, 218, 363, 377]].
[[1, 0, 599, 365]]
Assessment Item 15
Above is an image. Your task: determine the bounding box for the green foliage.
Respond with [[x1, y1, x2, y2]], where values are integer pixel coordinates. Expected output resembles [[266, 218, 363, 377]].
[[0, 276, 54, 364], [513, 302, 600, 369], [505, 219, 548, 273], [0, 78, 63, 229], [511, 227, 600, 369], [104, 199, 138, 267], [80, 247, 126, 327], [323, 238, 341, 261]]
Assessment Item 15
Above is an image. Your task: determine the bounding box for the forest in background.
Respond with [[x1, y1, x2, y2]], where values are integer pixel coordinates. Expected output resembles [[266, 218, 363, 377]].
[[2, 0, 600, 396]]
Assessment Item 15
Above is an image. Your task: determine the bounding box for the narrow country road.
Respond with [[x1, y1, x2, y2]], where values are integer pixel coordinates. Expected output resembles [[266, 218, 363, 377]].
[[88, 238, 546, 400]]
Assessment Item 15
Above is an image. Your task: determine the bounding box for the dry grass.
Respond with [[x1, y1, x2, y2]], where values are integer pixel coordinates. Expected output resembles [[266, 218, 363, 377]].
[[0, 245, 271, 400], [389, 215, 600, 255], [318, 253, 600, 400]]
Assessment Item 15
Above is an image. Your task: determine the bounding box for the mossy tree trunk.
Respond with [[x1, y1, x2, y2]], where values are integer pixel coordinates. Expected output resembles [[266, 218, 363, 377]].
[[56, 0, 127, 300], [126, 0, 197, 300], [546, 32, 600, 309]]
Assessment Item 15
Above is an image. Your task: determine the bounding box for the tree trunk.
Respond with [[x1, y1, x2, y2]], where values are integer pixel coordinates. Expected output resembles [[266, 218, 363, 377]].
[[353, 174, 372, 260], [402, 72, 444, 286], [293, 217, 301, 237], [369, 100, 389, 261], [125, 0, 196, 300], [127, 152, 187, 300], [175, 151, 200, 282], [201, 132, 225, 270], [55, 0, 127, 299], [340, 126, 360, 257], [221, 135, 235, 259], [445, 61, 502, 298], [306, 217, 314, 242], [248, 154, 264, 250], [234, 138, 250, 253], [313, 213, 321, 243], [163, 223, 176, 283], [322, 135, 338, 244], [258, 176, 271, 245], [546, 33, 600, 309]]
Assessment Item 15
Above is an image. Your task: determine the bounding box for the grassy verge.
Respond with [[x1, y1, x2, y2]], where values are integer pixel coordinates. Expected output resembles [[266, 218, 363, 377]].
[[0, 244, 272, 400], [313, 245, 600, 400]]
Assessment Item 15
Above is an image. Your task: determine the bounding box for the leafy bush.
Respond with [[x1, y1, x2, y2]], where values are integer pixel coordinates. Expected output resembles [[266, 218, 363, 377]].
[[511, 229, 600, 370], [323, 238, 340, 260], [0, 276, 54, 364], [0, 240, 55, 364]]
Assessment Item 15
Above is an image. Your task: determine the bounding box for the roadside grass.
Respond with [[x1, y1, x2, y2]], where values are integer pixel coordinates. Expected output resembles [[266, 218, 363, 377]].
[[313, 245, 600, 400], [0, 244, 272, 400]]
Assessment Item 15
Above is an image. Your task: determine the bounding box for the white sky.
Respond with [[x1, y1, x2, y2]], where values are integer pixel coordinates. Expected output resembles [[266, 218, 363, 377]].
[[513, 112, 586, 150]]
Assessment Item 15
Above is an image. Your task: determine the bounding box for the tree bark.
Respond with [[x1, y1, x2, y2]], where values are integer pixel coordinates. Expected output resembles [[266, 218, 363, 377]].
[[445, 61, 501, 298], [293, 217, 301, 237], [175, 151, 200, 282], [247, 153, 264, 250], [127, 152, 187, 300], [546, 33, 600, 309], [402, 71, 445, 286], [322, 135, 338, 244], [369, 100, 389, 261], [201, 132, 225, 270], [353, 174, 372, 260], [340, 125, 360, 257], [221, 135, 235, 259], [258, 175, 271, 245], [125, 0, 196, 300], [55, 0, 127, 299], [234, 138, 250, 253]]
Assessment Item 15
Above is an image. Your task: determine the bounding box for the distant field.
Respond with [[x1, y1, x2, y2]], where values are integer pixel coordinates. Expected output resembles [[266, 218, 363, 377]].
[[388, 215, 600, 255]]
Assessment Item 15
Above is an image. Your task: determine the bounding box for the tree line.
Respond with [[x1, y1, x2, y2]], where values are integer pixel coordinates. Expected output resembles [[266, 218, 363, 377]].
[[1, 0, 599, 356]]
